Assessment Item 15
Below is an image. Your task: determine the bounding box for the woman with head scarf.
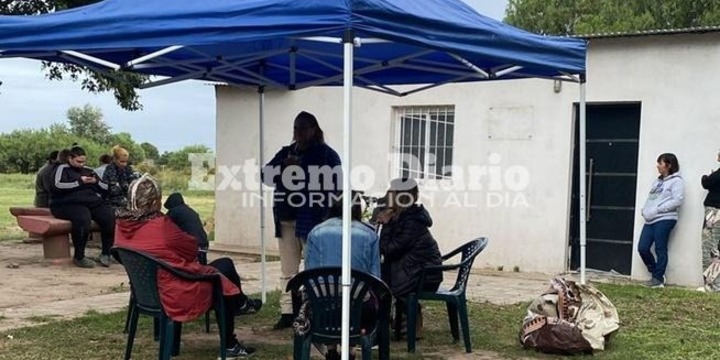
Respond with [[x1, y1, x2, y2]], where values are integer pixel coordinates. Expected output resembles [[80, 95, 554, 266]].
[[114, 174, 260, 358]]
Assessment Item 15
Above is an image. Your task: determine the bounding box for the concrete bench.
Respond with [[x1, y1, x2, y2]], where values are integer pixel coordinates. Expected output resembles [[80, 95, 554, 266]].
[[10, 207, 99, 263], [9, 207, 52, 243]]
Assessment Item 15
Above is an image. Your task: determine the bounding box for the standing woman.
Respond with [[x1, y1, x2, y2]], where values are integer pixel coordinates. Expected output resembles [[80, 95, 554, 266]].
[[263, 111, 341, 330], [638, 153, 685, 288], [103, 145, 139, 211], [50, 145, 116, 268], [700, 150, 720, 281]]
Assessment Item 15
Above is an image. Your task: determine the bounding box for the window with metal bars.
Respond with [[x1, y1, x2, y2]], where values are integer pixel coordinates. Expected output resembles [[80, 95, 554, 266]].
[[393, 105, 455, 180]]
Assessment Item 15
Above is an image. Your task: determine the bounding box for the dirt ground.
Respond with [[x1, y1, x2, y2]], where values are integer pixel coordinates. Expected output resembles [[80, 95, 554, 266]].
[[0, 240, 131, 309], [0, 240, 522, 359]]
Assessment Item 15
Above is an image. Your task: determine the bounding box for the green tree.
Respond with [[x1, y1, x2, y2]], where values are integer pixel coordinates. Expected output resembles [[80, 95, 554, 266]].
[[505, 0, 720, 35], [140, 142, 160, 160], [0, 125, 107, 173], [0, 0, 145, 110], [159, 145, 213, 171], [66, 104, 111, 144]]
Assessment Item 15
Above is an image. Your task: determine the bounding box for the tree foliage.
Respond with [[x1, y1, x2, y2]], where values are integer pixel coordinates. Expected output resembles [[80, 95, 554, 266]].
[[157, 145, 213, 172], [0, 104, 167, 173], [505, 0, 720, 35], [0, 0, 145, 110], [66, 104, 111, 143], [0, 124, 106, 173], [140, 142, 160, 160]]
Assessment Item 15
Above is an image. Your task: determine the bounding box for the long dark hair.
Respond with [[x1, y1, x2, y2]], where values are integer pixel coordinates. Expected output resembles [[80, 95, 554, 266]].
[[657, 153, 680, 175], [293, 111, 325, 145]]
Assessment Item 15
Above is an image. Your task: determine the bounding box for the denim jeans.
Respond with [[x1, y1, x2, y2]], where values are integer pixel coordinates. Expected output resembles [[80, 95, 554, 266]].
[[638, 220, 677, 281]]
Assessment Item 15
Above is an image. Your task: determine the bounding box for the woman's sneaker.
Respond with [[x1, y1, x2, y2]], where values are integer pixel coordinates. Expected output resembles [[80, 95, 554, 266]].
[[644, 277, 665, 288], [220, 342, 255, 359], [73, 257, 95, 268], [98, 255, 112, 267], [236, 298, 263, 316]]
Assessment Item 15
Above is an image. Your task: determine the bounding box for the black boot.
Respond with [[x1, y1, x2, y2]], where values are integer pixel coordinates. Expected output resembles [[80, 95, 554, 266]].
[[292, 290, 302, 317], [273, 313, 294, 330]]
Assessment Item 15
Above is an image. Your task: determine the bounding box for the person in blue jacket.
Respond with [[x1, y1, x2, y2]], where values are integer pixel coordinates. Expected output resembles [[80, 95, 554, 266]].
[[638, 153, 685, 288]]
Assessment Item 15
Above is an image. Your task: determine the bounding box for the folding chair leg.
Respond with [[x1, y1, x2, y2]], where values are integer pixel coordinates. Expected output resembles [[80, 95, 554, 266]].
[[458, 299, 472, 353], [293, 335, 311, 360], [361, 336, 373, 360], [161, 318, 175, 360], [406, 295, 419, 353], [153, 318, 160, 341], [123, 293, 135, 334], [446, 301, 460, 342], [172, 321, 182, 356], [124, 307, 140, 360], [205, 310, 211, 333], [378, 306, 391, 360], [215, 304, 227, 360]]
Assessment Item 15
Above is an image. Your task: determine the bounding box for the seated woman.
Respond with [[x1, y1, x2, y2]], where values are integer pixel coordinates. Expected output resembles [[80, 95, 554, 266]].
[[49, 145, 115, 268], [376, 178, 442, 338], [303, 191, 380, 360], [305, 191, 380, 276], [114, 174, 260, 359], [102, 145, 139, 211]]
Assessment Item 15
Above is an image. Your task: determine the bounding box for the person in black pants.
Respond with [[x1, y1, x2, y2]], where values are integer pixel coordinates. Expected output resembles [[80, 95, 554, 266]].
[[49, 145, 115, 268], [115, 174, 261, 358]]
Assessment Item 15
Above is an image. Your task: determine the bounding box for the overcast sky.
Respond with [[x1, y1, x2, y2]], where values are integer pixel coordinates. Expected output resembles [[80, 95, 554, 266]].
[[0, 0, 508, 152]]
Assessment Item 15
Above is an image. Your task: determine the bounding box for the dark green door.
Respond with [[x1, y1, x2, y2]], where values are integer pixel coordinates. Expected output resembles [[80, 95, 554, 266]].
[[570, 103, 641, 274]]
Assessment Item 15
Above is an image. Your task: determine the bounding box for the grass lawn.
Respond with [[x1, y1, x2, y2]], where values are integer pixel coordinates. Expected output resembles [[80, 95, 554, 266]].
[[2, 284, 720, 359], [0, 173, 216, 242]]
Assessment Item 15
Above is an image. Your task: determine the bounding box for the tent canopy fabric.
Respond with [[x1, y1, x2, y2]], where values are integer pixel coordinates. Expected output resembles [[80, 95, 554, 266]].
[[0, 0, 586, 91]]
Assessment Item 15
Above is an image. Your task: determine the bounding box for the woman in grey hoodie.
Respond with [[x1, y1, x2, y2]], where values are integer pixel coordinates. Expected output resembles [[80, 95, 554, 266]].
[[638, 153, 685, 288]]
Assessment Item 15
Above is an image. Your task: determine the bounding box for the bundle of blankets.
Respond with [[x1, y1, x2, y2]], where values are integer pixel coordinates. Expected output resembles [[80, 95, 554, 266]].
[[519, 277, 620, 355]]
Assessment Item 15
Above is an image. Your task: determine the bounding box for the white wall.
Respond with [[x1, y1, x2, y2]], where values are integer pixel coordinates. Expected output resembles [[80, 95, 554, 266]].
[[586, 33, 720, 286], [214, 32, 720, 285], [215, 79, 578, 274]]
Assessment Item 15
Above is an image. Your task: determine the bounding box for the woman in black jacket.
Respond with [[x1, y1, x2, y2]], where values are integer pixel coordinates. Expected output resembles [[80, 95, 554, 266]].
[[102, 145, 139, 211], [50, 146, 115, 268], [701, 150, 720, 274], [377, 178, 442, 339], [377, 178, 443, 296]]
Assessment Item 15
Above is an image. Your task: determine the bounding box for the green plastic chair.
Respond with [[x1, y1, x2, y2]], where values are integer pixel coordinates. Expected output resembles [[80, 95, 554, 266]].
[[406, 237, 489, 353], [286, 267, 392, 360], [123, 246, 212, 335], [111, 246, 228, 360]]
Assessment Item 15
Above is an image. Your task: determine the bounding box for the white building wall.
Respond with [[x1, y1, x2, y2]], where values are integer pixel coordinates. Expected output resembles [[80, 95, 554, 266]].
[[214, 32, 720, 286], [585, 33, 720, 286]]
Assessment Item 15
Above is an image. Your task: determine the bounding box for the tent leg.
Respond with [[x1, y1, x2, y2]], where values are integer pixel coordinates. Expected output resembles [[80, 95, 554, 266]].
[[258, 87, 267, 303], [340, 30, 355, 360], [578, 76, 587, 285]]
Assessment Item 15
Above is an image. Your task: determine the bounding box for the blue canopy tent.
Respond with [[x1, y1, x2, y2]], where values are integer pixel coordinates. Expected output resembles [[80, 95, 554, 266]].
[[0, 0, 588, 356]]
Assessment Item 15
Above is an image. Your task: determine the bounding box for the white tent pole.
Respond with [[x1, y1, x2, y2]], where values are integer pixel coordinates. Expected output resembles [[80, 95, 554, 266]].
[[579, 75, 587, 285], [340, 30, 354, 360], [258, 86, 267, 303]]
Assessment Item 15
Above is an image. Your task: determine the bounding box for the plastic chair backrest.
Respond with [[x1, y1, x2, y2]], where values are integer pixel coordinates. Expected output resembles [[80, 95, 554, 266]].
[[113, 247, 164, 314], [287, 267, 391, 341], [450, 237, 489, 293]]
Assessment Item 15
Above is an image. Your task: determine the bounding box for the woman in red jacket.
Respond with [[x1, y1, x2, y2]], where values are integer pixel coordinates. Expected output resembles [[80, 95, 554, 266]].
[[114, 174, 260, 359]]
